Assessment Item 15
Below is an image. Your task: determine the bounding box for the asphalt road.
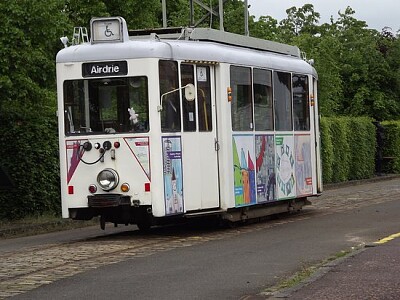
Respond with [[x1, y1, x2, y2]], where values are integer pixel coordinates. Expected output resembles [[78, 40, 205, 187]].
[[2, 177, 400, 299]]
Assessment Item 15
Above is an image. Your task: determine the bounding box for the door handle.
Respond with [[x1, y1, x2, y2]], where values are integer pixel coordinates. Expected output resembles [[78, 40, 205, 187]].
[[214, 138, 220, 151]]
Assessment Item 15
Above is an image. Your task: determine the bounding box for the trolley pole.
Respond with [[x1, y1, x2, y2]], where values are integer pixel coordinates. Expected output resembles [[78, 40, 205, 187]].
[[219, 0, 224, 31], [244, 0, 249, 36], [189, 0, 194, 26], [162, 0, 167, 28]]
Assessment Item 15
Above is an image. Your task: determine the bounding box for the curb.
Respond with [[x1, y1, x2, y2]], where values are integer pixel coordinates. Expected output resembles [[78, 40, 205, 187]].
[[264, 246, 366, 299]]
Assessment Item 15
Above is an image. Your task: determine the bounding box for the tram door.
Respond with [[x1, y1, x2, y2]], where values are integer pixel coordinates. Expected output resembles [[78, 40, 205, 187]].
[[180, 64, 220, 211]]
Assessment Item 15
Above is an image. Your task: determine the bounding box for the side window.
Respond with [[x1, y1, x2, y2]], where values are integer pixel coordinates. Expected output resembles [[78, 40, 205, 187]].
[[64, 80, 85, 134], [181, 64, 196, 132], [274, 72, 292, 131], [197, 66, 212, 131], [254, 68, 273, 131], [159, 60, 181, 132], [293, 74, 310, 131], [128, 77, 150, 132], [230, 66, 253, 131]]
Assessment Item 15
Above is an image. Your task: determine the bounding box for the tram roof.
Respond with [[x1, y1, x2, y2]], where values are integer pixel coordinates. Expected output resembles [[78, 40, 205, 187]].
[[56, 27, 316, 77]]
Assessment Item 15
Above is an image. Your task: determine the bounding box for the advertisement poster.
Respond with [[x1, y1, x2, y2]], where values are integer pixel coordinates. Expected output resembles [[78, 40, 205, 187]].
[[275, 135, 296, 200], [232, 135, 256, 207], [295, 135, 313, 196], [255, 135, 276, 202], [162, 137, 184, 215]]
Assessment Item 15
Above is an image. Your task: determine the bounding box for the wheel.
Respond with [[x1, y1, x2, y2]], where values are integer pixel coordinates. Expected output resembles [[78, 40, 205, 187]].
[[136, 218, 152, 232]]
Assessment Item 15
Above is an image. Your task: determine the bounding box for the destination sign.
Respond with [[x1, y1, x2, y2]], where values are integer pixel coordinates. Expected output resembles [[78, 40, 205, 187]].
[[82, 61, 128, 77]]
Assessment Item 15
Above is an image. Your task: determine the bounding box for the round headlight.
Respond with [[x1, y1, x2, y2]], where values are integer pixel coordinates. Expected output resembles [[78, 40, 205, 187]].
[[97, 168, 119, 191]]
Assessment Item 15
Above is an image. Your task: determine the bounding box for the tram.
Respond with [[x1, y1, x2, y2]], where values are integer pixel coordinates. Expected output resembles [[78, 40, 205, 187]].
[[56, 17, 322, 230]]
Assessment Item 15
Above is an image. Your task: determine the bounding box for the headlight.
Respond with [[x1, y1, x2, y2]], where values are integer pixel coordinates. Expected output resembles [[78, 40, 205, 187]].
[[97, 168, 119, 191]]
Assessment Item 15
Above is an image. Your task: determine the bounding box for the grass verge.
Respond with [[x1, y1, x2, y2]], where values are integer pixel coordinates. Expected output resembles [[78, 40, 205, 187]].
[[262, 248, 355, 296], [0, 214, 98, 239]]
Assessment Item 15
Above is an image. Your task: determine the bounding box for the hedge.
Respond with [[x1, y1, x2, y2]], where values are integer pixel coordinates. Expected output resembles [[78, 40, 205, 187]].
[[321, 116, 376, 183], [0, 106, 60, 220], [0, 112, 395, 220], [381, 121, 400, 173]]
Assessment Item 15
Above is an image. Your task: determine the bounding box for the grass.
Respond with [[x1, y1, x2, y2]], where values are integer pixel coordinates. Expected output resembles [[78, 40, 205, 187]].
[[0, 213, 98, 239], [262, 249, 355, 296]]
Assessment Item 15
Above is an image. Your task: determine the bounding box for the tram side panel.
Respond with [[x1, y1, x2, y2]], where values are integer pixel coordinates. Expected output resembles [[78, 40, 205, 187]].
[[226, 65, 319, 211]]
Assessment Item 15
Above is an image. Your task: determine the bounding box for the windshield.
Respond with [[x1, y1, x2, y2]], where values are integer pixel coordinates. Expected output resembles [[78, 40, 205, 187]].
[[63, 76, 149, 135]]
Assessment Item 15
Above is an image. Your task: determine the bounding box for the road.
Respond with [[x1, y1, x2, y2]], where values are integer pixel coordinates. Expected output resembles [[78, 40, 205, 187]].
[[1, 177, 400, 299]]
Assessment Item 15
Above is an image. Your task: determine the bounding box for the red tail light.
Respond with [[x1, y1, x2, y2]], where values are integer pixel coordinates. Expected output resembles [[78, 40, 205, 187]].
[[68, 186, 74, 194]]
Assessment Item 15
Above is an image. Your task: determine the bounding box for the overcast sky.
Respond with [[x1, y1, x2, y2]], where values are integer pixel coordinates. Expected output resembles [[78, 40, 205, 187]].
[[248, 0, 399, 31]]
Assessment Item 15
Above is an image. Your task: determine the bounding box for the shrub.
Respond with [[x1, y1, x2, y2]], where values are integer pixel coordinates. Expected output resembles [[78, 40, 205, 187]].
[[381, 121, 400, 173], [329, 117, 351, 182], [0, 106, 60, 220], [320, 118, 333, 183], [321, 116, 376, 183], [347, 117, 376, 180]]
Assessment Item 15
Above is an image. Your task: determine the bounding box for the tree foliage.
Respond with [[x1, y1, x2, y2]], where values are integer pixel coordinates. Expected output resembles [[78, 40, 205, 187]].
[[251, 4, 400, 119]]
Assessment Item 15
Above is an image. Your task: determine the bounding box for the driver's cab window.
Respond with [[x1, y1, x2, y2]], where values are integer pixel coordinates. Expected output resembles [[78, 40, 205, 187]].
[[63, 76, 149, 135]]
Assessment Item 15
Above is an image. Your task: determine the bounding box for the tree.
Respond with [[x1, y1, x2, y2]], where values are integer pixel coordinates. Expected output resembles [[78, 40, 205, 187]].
[[63, 0, 108, 28], [250, 16, 280, 41], [279, 4, 321, 42], [0, 0, 68, 219], [331, 7, 397, 119], [104, 0, 161, 29], [0, 0, 67, 109]]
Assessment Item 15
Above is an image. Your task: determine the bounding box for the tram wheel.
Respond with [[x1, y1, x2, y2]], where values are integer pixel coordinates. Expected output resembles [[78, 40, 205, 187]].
[[137, 219, 151, 232]]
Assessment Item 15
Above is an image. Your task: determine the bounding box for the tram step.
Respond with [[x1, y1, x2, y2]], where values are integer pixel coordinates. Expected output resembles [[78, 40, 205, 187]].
[[184, 209, 225, 218]]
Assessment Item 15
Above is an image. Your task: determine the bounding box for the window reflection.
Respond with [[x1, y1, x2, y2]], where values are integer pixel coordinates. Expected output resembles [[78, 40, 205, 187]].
[[159, 60, 181, 132], [230, 66, 253, 131], [274, 72, 292, 131], [254, 69, 273, 131]]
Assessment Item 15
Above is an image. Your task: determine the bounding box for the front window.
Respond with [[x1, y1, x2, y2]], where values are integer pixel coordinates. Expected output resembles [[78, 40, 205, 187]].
[[63, 76, 149, 135]]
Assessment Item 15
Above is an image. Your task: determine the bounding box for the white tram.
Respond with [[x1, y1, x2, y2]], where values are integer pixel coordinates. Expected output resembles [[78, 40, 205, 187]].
[[56, 17, 322, 230]]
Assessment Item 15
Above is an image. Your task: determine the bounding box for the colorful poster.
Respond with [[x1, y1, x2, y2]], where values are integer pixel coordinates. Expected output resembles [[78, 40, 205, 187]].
[[255, 135, 276, 202], [162, 137, 184, 215], [295, 135, 313, 196], [125, 137, 150, 180], [276, 135, 296, 199], [232, 135, 256, 207]]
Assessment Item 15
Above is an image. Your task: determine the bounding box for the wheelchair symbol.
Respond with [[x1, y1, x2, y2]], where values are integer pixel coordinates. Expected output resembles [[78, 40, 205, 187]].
[[105, 25, 114, 37]]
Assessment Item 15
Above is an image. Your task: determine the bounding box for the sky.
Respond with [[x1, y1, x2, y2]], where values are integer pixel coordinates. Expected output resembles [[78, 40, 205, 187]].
[[248, 0, 399, 31]]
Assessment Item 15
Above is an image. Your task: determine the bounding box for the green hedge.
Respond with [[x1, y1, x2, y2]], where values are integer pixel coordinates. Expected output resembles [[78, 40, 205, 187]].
[[320, 118, 333, 183], [0, 112, 395, 220], [347, 118, 376, 180], [321, 117, 376, 183], [381, 121, 400, 173], [0, 107, 60, 220]]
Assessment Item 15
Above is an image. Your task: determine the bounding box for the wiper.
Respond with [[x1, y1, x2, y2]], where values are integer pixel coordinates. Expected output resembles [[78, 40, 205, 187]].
[[66, 107, 75, 133]]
